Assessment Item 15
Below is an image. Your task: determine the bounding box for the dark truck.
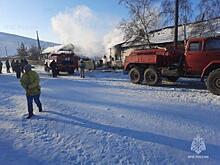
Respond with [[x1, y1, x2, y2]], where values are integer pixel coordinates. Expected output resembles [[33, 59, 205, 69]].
[[45, 52, 79, 74], [124, 37, 220, 95]]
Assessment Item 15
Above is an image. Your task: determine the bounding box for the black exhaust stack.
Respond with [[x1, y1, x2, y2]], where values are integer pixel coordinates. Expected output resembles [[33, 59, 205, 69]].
[[174, 0, 184, 68], [174, 0, 179, 49]]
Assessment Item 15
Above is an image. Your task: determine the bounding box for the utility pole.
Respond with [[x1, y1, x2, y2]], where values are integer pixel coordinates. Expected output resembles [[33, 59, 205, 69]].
[[36, 30, 42, 60], [5, 47, 8, 57], [174, 0, 179, 49]]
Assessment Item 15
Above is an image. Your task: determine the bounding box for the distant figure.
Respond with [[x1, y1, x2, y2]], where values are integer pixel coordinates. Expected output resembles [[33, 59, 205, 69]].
[[14, 60, 22, 79], [5, 59, 10, 73], [20, 64, 42, 119], [50, 60, 58, 77], [24, 58, 28, 65], [21, 58, 28, 73], [79, 60, 86, 78], [11, 59, 15, 72], [0, 60, 2, 74], [44, 62, 50, 72]]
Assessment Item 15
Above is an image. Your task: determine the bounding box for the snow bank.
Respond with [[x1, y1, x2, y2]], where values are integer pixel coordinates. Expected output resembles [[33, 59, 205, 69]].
[[0, 65, 220, 164]]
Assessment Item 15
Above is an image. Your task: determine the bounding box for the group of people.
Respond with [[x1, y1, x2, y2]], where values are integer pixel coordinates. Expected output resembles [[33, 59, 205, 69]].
[[0, 58, 28, 79], [47, 59, 86, 78], [20, 59, 86, 119], [1, 58, 87, 119], [0, 58, 42, 119]]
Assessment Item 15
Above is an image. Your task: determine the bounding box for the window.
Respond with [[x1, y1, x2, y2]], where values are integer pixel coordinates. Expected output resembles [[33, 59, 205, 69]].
[[115, 54, 120, 60], [205, 39, 220, 50], [189, 42, 201, 51], [65, 57, 70, 61]]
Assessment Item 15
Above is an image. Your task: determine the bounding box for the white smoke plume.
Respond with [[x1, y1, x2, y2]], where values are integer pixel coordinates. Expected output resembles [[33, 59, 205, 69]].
[[103, 28, 124, 54], [51, 5, 124, 58]]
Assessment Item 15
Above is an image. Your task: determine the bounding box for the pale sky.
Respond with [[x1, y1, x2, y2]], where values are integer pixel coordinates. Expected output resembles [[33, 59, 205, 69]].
[[0, 0, 200, 57], [0, 0, 128, 42]]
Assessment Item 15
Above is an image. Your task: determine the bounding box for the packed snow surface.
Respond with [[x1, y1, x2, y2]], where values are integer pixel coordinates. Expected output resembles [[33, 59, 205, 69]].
[[0, 66, 220, 165]]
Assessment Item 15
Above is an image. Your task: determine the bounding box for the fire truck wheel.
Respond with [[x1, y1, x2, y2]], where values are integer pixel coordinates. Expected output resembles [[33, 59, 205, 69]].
[[166, 76, 179, 82], [129, 67, 143, 84], [68, 69, 75, 74], [144, 67, 161, 86], [207, 69, 220, 95]]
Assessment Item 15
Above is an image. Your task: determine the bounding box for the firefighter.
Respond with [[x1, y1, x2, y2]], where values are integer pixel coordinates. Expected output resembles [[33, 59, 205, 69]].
[[50, 60, 58, 77], [20, 64, 42, 119], [14, 60, 22, 79], [0, 60, 2, 74], [5, 59, 10, 73], [79, 60, 86, 78]]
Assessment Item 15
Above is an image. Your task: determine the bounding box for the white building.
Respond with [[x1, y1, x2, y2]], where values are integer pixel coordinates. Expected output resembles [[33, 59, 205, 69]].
[[109, 17, 220, 67]]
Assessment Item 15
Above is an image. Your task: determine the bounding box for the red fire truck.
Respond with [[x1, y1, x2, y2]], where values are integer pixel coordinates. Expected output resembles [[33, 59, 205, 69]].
[[124, 37, 220, 95]]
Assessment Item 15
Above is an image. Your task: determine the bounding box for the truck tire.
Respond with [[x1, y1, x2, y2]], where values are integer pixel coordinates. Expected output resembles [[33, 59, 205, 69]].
[[68, 69, 75, 75], [129, 67, 143, 84], [144, 67, 161, 86], [207, 69, 220, 95], [166, 76, 179, 82]]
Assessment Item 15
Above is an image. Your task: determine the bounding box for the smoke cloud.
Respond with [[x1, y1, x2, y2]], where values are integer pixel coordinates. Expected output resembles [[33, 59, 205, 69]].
[[103, 28, 124, 54], [51, 5, 124, 58]]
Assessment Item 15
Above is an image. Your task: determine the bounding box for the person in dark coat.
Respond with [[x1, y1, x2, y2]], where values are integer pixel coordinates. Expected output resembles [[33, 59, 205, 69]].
[[79, 60, 86, 78], [5, 59, 10, 73], [44, 62, 50, 72], [14, 60, 22, 79], [11, 59, 15, 72], [49, 60, 58, 77], [21, 58, 28, 73], [0, 61, 2, 74], [23, 58, 28, 65]]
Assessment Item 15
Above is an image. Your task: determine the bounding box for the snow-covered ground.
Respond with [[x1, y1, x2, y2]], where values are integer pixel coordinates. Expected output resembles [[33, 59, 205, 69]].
[[0, 65, 220, 165]]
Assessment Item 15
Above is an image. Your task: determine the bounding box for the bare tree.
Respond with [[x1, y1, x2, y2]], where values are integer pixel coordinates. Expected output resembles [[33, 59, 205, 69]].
[[28, 45, 39, 60], [160, 0, 192, 40], [197, 0, 220, 21], [160, 0, 192, 25], [119, 0, 160, 47], [191, 0, 220, 37], [17, 43, 28, 59]]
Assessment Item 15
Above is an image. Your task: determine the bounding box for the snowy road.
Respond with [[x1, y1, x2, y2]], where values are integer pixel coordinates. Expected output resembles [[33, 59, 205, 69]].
[[0, 66, 220, 165]]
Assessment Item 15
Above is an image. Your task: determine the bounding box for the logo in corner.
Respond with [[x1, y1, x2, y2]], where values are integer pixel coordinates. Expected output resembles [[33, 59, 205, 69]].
[[191, 135, 206, 155]]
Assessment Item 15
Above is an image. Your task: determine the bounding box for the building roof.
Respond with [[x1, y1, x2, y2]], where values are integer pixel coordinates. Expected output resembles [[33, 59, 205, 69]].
[[42, 44, 75, 54], [118, 17, 220, 48]]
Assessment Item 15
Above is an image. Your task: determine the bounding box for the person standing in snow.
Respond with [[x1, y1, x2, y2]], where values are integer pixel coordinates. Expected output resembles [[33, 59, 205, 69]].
[[0, 60, 2, 74], [5, 59, 10, 73], [79, 60, 86, 78], [11, 59, 15, 72], [21, 58, 28, 73], [20, 64, 42, 119], [49, 60, 58, 77], [14, 60, 22, 79], [44, 62, 50, 72]]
